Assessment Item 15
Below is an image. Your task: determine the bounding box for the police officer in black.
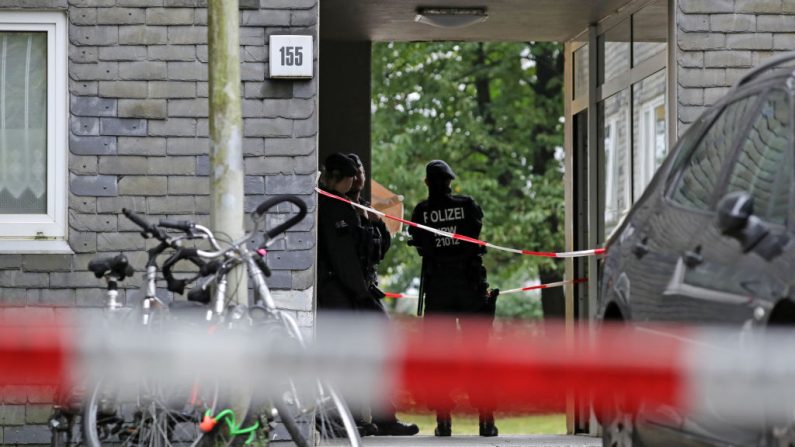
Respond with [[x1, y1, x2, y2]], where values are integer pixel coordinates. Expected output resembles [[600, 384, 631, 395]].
[[317, 153, 382, 436], [346, 153, 419, 436], [345, 154, 390, 313], [409, 160, 498, 437], [317, 152, 371, 311]]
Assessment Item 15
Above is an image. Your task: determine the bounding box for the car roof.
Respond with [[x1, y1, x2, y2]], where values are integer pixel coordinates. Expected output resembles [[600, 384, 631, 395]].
[[734, 51, 795, 86], [709, 68, 795, 113], [731, 51, 795, 94]]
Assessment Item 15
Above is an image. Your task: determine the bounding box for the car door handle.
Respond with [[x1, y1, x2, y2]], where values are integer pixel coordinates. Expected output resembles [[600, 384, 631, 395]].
[[632, 238, 650, 259], [683, 248, 703, 268]]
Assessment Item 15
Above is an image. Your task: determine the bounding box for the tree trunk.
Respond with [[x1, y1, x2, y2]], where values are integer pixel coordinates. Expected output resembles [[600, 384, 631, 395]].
[[539, 266, 565, 319], [529, 43, 566, 317], [473, 43, 566, 318]]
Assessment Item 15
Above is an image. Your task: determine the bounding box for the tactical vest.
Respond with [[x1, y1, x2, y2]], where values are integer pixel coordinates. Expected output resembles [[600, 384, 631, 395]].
[[414, 194, 483, 262]]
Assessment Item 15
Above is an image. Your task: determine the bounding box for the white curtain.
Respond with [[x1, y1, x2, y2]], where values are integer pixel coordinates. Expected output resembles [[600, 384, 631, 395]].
[[0, 32, 47, 214]]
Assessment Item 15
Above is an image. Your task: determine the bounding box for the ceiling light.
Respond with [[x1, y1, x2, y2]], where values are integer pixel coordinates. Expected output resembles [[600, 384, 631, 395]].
[[415, 7, 488, 29]]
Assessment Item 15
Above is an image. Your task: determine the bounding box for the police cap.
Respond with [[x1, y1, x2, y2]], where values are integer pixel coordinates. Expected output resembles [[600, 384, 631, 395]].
[[347, 153, 363, 167], [325, 152, 357, 177], [426, 160, 456, 180]]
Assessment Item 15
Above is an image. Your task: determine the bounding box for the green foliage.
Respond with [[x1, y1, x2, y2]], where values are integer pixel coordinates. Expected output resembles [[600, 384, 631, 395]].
[[495, 291, 544, 320], [371, 42, 564, 318]]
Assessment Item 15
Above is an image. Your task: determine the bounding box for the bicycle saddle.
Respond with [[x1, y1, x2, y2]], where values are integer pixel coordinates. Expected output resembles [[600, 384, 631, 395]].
[[88, 254, 135, 280]]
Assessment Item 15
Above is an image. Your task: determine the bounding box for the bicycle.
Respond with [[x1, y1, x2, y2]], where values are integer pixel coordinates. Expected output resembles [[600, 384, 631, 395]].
[[74, 196, 362, 447], [49, 251, 138, 447], [50, 217, 230, 447]]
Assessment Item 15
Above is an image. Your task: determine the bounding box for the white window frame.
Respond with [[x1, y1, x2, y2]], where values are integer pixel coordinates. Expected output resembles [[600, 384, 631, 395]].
[[637, 95, 666, 193], [604, 100, 633, 239], [0, 11, 69, 253], [604, 119, 617, 225]]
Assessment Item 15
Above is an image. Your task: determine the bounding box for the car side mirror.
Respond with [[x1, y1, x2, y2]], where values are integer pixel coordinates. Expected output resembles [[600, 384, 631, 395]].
[[716, 191, 769, 252], [717, 191, 753, 235]]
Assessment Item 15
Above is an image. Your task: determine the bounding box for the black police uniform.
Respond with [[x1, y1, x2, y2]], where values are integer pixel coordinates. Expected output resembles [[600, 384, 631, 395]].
[[409, 193, 488, 314], [317, 187, 372, 310], [350, 197, 391, 312], [408, 160, 497, 437], [350, 195, 420, 436]]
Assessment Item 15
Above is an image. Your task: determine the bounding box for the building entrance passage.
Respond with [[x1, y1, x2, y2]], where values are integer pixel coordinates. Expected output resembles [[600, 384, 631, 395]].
[[319, 0, 671, 439]]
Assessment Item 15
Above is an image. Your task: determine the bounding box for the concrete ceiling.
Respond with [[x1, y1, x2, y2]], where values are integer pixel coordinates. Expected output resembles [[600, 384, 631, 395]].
[[320, 0, 633, 42]]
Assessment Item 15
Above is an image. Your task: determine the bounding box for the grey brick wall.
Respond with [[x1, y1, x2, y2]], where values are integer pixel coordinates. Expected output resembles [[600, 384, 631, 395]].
[[0, 1, 317, 441], [676, 0, 795, 134]]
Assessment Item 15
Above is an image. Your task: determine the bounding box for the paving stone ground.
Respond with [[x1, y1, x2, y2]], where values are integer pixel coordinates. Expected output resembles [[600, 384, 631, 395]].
[[360, 435, 601, 447]]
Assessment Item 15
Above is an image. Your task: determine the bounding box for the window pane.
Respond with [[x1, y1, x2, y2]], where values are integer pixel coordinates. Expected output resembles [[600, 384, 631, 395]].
[[725, 90, 791, 224], [599, 19, 630, 85], [633, 0, 667, 67], [672, 95, 760, 210], [632, 70, 667, 200], [573, 44, 588, 99], [0, 32, 47, 214], [602, 89, 630, 236]]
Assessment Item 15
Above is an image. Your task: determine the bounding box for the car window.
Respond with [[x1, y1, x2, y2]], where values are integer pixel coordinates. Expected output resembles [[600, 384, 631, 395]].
[[665, 111, 714, 187], [671, 94, 760, 210], [724, 89, 791, 225]]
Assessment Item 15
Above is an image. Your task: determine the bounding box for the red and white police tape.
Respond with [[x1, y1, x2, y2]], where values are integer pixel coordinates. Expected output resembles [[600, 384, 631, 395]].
[[316, 187, 606, 258], [3, 312, 795, 427], [384, 278, 588, 299]]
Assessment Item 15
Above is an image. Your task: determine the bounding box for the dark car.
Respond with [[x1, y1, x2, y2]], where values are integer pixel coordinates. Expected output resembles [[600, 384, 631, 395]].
[[598, 53, 795, 446]]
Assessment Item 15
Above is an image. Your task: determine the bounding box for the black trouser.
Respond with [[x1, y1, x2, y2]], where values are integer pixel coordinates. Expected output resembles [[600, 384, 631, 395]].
[[357, 290, 401, 425], [423, 271, 494, 425], [322, 287, 393, 426]]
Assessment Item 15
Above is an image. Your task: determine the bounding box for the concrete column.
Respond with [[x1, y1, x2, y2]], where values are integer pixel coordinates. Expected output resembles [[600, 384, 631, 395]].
[[319, 40, 372, 199]]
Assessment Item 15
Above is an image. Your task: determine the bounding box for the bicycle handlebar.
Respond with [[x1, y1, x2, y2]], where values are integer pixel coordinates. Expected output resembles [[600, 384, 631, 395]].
[[159, 219, 193, 232], [122, 208, 167, 241], [254, 195, 308, 239], [118, 196, 307, 293]]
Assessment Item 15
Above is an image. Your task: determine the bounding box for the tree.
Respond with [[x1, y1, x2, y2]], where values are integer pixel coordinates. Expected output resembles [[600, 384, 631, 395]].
[[371, 42, 565, 318]]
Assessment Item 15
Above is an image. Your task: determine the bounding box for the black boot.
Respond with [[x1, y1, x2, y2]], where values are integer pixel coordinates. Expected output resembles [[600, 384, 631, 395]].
[[434, 413, 451, 437], [374, 419, 419, 436], [479, 413, 498, 437], [357, 421, 379, 437], [372, 409, 420, 436]]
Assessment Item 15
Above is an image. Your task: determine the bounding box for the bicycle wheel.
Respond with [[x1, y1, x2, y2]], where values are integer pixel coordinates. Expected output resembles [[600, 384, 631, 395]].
[[274, 381, 362, 447], [252, 315, 361, 447], [83, 376, 251, 447]]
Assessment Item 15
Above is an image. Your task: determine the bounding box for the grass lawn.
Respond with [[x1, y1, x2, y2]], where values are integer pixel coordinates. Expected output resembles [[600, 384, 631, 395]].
[[396, 412, 566, 436]]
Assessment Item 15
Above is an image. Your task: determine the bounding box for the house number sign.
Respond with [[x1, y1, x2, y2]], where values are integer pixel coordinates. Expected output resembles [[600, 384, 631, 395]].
[[269, 35, 313, 79]]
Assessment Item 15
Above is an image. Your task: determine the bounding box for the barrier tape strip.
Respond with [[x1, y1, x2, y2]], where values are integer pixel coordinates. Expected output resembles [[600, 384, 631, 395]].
[[0, 318, 683, 415], [316, 187, 605, 258], [383, 278, 587, 299], [13, 314, 795, 423]]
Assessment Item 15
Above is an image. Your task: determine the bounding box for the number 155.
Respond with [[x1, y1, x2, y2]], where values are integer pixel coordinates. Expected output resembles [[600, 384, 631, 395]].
[[279, 46, 303, 66]]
